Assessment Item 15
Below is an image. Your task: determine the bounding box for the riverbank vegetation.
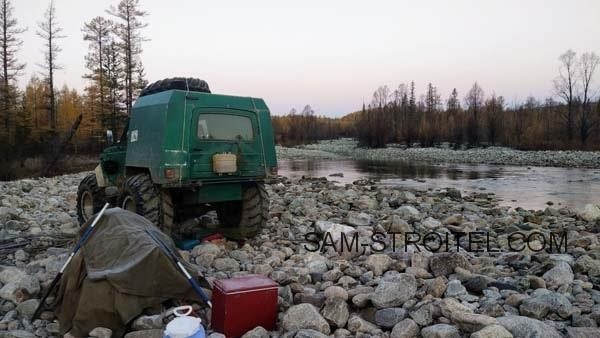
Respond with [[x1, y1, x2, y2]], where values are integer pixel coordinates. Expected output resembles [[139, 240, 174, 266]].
[[0, 0, 598, 179], [0, 0, 147, 178], [274, 50, 600, 151]]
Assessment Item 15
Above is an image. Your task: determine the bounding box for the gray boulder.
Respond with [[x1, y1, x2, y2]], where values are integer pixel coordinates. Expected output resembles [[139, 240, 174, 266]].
[[321, 299, 349, 328], [314, 221, 355, 243], [396, 205, 421, 221], [420, 324, 460, 338], [0, 267, 41, 303], [520, 289, 573, 319], [497, 315, 561, 338], [3, 331, 37, 338], [282, 303, 330, 334], [365, 254, 393, 276], [89, 327, 113, 338], [345, 211, 372, 226], [294, 329, 329, 338], [240, 326, 269, 338], [124, 330, 163, 338], [542, 261, 574, 287], [346, 314, 381, 334], [471, 325, 513, 338], [565, 327, 600, 338], [429, 253, 472, 277], [580, 204, 600, 222], [213, 258, 240, 272], [375, 308, 407, 329], [450, 312, 497, 333], [15, 299, 40, 319], [390, 319, 419, 338], [370, 274, 417, 308]]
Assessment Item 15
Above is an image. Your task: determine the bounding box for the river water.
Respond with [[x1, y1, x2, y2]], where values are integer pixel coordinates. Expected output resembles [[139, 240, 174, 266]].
[[278, 159, 600, 211]]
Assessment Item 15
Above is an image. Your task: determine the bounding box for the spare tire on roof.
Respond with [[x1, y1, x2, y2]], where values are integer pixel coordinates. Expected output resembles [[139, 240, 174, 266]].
[[139, 77, 211, 97]]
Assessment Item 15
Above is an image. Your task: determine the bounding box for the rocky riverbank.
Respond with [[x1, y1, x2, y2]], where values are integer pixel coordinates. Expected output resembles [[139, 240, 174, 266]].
[[277, 139, 600, 168], [1, 172, 600, 337]]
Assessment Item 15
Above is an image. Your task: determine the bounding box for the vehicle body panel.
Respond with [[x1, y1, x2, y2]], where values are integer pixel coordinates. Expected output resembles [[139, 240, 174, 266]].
[[97, 89, 277, 204]]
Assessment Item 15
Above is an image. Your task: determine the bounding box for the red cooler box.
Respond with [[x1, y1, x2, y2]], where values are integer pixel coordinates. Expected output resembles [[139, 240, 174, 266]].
[[211, 274, 278, 338]]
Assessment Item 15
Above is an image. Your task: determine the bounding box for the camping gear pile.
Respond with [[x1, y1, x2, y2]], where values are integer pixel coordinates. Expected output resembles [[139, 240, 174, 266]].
[[36, 208, 211, 337]]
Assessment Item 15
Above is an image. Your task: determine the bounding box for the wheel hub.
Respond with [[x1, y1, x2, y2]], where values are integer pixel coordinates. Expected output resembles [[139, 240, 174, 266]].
[[122, 195, 137, 212], [80, 191, 94, 222]]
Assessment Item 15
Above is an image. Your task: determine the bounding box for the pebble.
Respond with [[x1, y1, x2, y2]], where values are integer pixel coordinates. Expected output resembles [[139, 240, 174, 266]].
[[0, 172, 599, 337]]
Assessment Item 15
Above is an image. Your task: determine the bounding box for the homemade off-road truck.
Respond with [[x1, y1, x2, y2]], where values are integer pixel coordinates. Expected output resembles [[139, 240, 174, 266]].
[[76, 78, 277, 238]]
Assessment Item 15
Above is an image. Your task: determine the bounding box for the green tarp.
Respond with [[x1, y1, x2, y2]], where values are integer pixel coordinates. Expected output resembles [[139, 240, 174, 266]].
[[52, 208, 209, 337]]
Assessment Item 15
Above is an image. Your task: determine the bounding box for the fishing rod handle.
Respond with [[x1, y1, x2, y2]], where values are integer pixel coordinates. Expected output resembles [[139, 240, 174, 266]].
[[75, 203, 109, 251], [177, 262, 212, 307]]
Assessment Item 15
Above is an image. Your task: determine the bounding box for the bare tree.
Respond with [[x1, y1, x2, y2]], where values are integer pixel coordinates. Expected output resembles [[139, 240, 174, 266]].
[[422, 83, 441, 145], [425, 83, 440, 114], [447, 88, 463, 148], [36, 0, 65, 131], [542, 97, 556, 145], [447, 88, 460, 112], [391, 84, 406, 141], [0, 0, 26, 142], [404, 81, 417, 146], [372, 85, 390, 108], [553, 50, 578, 142], [464, 82, 484, 146], [485, 94, 503, 145], [107, 0, 148, 115], [578, 52, 599, 147]]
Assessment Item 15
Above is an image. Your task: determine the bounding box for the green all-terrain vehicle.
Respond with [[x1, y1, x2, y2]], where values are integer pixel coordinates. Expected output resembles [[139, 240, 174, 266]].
[[76, 78, 277, 238]]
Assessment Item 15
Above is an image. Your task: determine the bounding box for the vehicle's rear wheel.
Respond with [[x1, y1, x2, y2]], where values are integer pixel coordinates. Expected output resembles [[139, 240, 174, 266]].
[[216, 183, 269, 239], [76, 173, 107, 225], [119, 173, 174, 234]]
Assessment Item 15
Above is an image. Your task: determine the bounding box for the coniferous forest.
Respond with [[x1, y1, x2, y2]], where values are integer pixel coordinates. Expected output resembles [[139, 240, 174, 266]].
[[0, 0, 147, 178], [0, 0, 599, 179], [273, 50, 600, 150]]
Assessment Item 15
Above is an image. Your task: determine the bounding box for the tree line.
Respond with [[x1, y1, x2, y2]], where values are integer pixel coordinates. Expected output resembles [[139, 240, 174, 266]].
[[0, 0, 147, 164], [271, 105, 352, 146], [273, 50, 600, 150], [1, 0, 598, 172]]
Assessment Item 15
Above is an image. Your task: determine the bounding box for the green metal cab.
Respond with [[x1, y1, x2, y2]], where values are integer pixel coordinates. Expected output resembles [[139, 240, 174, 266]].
[[78, 79, 276, 238]]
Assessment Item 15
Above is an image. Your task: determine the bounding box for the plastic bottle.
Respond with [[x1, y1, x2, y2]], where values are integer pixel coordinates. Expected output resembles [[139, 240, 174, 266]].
[[164, 306, 206, 338]]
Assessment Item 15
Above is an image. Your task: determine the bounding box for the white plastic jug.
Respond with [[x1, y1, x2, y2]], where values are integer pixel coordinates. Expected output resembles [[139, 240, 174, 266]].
[[164, 306, 205, 338]]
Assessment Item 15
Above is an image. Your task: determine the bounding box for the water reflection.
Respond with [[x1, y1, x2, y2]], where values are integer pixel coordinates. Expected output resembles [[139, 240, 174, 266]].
[[278, 159, 600, 211]]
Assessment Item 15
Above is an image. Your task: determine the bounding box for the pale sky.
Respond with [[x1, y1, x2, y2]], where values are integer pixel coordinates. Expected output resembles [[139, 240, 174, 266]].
[[15, 0, 600, 116]]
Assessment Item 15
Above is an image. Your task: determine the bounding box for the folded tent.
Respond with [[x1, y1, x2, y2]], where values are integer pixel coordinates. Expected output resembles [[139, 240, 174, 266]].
[[52, 208, 210, 337]]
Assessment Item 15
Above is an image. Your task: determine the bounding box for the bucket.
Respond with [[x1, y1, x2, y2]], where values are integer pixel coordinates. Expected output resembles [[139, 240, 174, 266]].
[[164, 306, 205, 338]]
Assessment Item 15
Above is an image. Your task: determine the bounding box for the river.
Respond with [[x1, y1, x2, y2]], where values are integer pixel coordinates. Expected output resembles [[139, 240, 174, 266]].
[[278, 159, 600, 211]]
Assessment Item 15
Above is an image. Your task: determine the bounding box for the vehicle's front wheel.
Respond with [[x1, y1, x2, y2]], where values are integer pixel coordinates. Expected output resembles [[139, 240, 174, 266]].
[[76, 173, 107, 225], [119, 173, 174, 234], [216, 183, 269, 239]]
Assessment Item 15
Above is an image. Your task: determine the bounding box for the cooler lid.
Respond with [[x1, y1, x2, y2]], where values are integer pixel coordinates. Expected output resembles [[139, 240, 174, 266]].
[[214, 274, 278, 292]]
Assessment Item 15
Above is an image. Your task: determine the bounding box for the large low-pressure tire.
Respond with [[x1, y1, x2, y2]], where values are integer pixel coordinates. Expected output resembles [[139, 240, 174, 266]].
[[216, 183, 269, 239], [119, 173, 174, 234], [139, 77, 211, 97], [76, 173, 107, 225]]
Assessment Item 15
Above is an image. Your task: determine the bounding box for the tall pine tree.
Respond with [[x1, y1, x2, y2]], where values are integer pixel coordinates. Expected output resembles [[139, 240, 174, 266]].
[[0, 0, 26, 144], [82, 16, 112, 133], [107, 0, 148, 115], [36, 0, 65, 133]]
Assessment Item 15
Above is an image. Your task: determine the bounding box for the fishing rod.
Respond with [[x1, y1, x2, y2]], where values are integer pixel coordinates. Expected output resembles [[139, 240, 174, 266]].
[[32, 203, 110, 320], [144, 228, 212, 308]]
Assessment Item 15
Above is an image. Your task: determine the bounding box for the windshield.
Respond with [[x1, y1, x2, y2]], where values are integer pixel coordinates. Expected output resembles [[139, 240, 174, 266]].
[[197, 113, 254, 141]]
